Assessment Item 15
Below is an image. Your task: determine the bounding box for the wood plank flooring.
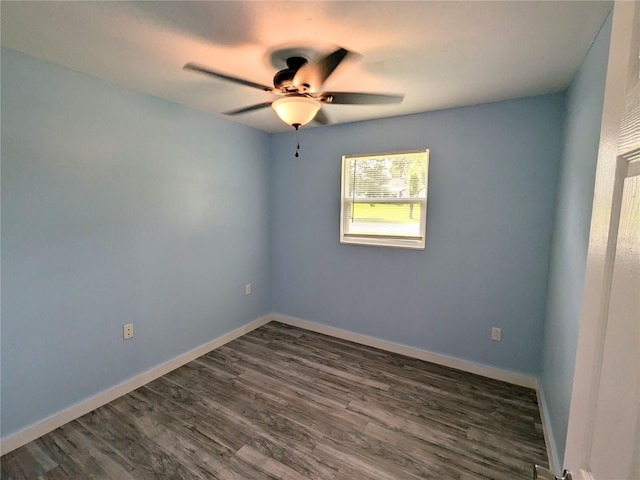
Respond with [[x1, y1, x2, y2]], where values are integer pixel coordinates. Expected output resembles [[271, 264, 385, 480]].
[[1, 321, 549, 479]]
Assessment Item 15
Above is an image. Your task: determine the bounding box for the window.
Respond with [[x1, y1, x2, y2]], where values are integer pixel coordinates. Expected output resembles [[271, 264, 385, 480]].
[[340, 149, 429, 249]]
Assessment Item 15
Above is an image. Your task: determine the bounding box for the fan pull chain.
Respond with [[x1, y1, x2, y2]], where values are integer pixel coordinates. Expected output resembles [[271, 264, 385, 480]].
[[294, 124, 300, 157]]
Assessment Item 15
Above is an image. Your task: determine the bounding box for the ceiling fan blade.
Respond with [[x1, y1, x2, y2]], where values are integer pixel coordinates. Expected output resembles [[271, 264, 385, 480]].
[[292, 48, 352, 93], [313, 109, 330, 125], [184, 62, 273, 92], [319, 92, 404, 105], [223, 102, 273, 115]]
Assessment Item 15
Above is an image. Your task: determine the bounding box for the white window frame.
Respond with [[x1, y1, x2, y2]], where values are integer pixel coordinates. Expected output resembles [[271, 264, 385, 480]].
[[340, 149, 429, 250]]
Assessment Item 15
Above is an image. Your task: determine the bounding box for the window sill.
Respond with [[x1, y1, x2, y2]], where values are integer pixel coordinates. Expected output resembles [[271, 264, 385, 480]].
[[340, 235, 425, 250]]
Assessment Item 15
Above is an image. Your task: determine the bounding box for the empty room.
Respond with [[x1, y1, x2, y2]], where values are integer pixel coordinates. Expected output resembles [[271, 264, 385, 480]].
[[2, 1, 639, 479]]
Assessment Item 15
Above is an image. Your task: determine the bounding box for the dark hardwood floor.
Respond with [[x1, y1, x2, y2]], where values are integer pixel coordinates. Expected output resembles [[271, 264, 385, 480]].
[[1, 321, 548, 479]]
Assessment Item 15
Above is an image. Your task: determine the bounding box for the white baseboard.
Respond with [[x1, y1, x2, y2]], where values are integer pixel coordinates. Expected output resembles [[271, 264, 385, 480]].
[[271, 314, 538, 389], [0, 315, 271, 456], [536, 383, 561, 475]]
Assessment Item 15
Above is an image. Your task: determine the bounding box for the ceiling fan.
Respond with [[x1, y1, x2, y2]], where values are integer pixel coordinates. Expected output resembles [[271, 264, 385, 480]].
[[183, 47, 404, 131]]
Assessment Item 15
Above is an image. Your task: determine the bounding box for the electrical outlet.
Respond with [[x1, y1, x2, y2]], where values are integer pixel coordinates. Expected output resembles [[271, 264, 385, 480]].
[[123, 323, 134, 340], [245, 283, 251, 295], [491, 327, 502, 342]]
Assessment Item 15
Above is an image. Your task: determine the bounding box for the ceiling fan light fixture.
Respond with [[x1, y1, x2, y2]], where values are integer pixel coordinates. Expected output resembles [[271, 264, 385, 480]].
[[272, 96, 321, 127]]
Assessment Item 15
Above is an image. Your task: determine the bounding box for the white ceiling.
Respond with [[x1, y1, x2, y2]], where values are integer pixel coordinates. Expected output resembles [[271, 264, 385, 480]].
[[1, 1, 612, 133]]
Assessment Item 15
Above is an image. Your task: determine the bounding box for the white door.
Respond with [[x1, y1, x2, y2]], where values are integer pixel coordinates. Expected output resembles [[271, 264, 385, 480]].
[[563, 2, 640, 480]]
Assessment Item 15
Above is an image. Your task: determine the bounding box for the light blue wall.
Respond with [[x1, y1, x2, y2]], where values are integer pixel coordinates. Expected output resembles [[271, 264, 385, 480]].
[[540, 13, 612, 469], [270, 95, 564, 376], [1, 49, 271, 438]]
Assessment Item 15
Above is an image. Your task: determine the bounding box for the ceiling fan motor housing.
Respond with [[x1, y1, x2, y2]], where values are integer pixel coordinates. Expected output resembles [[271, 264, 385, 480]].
[[273, 56, 310, 92]]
